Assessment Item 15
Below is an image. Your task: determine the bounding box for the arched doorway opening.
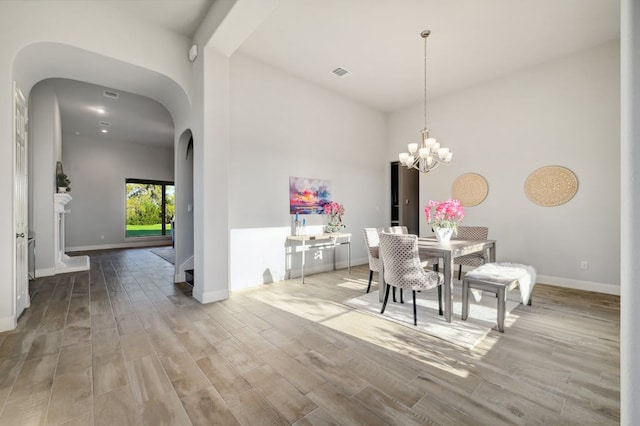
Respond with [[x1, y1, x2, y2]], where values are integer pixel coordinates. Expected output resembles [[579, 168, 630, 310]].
[[10, 41, 192, 325]]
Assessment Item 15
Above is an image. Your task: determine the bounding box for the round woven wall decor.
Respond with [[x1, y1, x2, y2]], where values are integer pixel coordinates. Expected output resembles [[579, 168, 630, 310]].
[[524, 165, 578, 207], [451, 173, 489, 207]]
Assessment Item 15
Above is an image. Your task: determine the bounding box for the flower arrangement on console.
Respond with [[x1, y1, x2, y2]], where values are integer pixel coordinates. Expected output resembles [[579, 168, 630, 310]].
[[324, 201, 346, 233], [424, 198, 464, 242]]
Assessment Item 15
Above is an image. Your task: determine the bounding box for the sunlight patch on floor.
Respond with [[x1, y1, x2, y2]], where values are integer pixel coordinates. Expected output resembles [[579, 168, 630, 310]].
[[245, 277, 477, 378]]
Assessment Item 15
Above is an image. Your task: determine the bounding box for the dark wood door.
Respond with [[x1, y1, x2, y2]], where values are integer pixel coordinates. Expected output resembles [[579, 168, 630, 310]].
[[391, 161, 419, 234]]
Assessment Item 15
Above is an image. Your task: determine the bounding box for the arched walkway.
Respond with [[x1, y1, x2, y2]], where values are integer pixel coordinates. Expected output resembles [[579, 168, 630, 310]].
[[11, 41, 194, 305]]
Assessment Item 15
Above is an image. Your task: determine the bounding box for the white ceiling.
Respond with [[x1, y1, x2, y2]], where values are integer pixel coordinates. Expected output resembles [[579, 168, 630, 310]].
[[53, 0, 620, 146], [51, 79, 175, 147], [237, 0, 620, 112], [52, 1, 215, 148], [106, 0, 214, 38]]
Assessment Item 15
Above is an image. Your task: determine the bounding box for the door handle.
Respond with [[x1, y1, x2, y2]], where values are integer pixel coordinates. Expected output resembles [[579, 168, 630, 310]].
[[16, 233, 24, 238]]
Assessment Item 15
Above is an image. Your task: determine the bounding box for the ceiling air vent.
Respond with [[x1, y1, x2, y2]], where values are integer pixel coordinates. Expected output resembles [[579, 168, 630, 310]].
[[331, 67, 351, 78], [103, 89, 119, 99], [98, 121, 111, 127]]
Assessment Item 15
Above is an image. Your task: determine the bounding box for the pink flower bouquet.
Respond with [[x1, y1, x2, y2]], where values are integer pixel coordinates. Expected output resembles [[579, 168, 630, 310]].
[[323, 201, 345, 216], [324, 201, 346, 232], [424, 198, 464, 234]]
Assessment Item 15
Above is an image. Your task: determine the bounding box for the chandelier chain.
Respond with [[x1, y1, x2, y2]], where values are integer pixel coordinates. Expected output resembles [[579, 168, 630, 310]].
[[424, 30, 428, 130]]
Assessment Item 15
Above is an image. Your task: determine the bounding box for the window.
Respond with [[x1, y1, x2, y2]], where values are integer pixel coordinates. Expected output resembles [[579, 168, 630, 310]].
[[125, 179, 175, 238]]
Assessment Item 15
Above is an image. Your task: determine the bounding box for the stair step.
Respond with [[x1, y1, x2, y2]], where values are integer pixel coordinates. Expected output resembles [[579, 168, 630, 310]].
[[185, 269, 194, 286]]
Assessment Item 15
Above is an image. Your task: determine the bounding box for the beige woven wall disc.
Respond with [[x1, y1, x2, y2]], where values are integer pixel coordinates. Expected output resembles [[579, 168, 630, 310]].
[[451, 173, 489, 207], [524, 165, 578, 207]]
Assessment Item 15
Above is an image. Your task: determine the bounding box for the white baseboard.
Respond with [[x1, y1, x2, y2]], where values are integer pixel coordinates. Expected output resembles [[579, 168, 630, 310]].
[[193, 288, 229, 304], [0, 315, 16, 332], [340, 257, 367, 270], [35, 267, 55, 278], [537, 274, 620, 296], [67, 240, 170, 252], [456, 265, 620, 296], [287, 256, 368, 279], [55, 255, 90, 274]]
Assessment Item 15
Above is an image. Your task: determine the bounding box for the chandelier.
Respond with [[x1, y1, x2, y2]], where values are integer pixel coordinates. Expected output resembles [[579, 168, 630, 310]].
[[398, 30, 453, 173]]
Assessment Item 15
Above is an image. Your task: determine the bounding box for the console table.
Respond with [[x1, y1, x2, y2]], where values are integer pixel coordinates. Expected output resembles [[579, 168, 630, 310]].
[[286, 233, 351, 283]]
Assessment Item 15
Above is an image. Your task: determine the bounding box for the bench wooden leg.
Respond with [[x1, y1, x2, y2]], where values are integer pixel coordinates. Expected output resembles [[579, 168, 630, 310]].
[[461, 279, 469, 321], [497, 286, 506, 333]]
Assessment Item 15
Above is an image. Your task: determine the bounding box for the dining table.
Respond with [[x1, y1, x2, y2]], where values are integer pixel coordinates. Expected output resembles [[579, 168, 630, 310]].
[[379, 236, 496, 323]]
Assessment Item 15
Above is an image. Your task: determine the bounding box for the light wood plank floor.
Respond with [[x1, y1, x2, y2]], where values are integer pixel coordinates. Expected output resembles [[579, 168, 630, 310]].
[[0, 247, 619, 425]]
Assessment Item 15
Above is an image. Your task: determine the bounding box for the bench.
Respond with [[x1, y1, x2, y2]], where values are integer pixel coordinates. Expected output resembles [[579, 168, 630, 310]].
[[461, 263, 536, 333]]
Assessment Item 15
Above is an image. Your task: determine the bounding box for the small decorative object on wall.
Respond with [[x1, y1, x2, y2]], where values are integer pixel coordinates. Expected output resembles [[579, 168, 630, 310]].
[[451, 173, 489, 207], [289, 176, 331, 214], [424, 198, 464, 243], [524, 165, 578, 207], [324, 201, 346, 233]]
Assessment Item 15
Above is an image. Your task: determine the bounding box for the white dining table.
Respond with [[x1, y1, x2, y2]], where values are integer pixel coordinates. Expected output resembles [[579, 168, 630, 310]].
[[379, 237, 496, 323]]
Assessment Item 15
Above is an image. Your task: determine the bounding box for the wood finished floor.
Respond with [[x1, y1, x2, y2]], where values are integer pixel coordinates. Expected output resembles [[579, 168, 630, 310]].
[[0, 247, 619, 425]]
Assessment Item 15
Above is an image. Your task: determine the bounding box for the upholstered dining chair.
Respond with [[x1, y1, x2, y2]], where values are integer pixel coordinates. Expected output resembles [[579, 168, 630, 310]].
[[388, 225, 408, 234], [386, 225, 439, 303], [389, 225, 440, 268], [378, 232, 444, 325], [363, 228, 385, 293], [453, 226, 489, 280]]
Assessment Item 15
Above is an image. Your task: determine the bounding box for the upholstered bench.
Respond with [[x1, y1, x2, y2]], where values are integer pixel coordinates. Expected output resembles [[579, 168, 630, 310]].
[[461, 263, 536, 333]]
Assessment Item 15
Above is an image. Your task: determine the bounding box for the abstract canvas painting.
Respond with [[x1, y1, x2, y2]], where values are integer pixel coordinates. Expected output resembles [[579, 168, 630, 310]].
[[289, 176, 331, 214]]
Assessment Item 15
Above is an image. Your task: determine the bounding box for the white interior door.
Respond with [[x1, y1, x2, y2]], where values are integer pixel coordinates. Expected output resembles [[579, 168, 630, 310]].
[[14, 82, 29, 319]]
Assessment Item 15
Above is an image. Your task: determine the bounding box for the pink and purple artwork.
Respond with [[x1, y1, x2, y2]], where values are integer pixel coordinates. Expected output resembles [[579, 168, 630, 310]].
[[289, 177, 331, 214]]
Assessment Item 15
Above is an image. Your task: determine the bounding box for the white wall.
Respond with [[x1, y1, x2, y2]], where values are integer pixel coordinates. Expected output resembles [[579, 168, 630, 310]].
[[621, 0, 639, 422], [388, 41, 620, 293], [29, 81, 61, 275], [228, 53, 387, 290], [63, 134, 174, 251], [188, 46, 231, 303]]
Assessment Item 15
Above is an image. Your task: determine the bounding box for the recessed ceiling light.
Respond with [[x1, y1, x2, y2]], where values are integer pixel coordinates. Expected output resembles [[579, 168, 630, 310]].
[[98, 121, 111, 127], [96, 108, 105, 114], [101, 129, 108, 134]]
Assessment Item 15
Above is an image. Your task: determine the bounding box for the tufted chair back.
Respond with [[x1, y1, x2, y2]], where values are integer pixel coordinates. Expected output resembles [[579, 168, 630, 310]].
[[387, 225, 409, 235], [379, 232, 441, 291], [455, 226, 489, 241], [454, 226, 489, 279], [378, 232, 444, 325]]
